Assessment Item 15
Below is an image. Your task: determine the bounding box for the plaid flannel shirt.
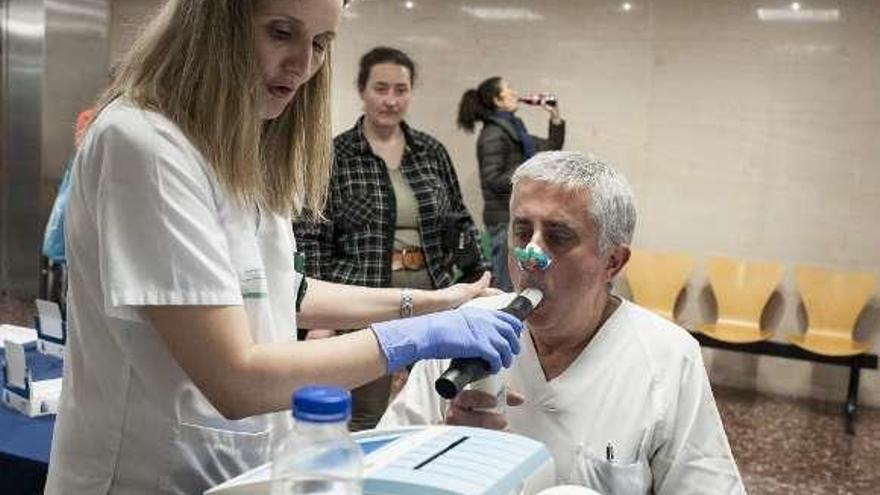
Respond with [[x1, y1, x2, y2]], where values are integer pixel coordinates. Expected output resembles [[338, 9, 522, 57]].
[[293, 117, 482, 289]]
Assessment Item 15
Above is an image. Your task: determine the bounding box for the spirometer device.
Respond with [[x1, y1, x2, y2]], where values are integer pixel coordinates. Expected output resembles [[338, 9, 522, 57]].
[[206, 425, 556, 495]]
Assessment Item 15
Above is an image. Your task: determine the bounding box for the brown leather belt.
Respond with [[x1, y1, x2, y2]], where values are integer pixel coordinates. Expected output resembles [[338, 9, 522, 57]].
[[391, 247, 426, 271]]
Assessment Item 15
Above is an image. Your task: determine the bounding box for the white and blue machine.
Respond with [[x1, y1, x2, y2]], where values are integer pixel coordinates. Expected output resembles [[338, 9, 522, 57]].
[[207, 425, 556, 495]]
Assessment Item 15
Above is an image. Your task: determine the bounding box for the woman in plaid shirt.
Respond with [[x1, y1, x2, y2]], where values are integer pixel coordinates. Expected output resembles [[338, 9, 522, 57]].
[[294, 46, 487, 429]]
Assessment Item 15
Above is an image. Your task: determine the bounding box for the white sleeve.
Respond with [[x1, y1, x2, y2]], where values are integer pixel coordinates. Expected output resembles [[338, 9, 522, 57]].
[[652, 348, 746, 495], [93, 113, 241, 321], [377, 359, 450, 429]]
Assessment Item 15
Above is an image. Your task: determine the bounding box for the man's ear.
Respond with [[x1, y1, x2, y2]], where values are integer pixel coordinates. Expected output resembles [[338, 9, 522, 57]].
[[604, 245, 631, 280]]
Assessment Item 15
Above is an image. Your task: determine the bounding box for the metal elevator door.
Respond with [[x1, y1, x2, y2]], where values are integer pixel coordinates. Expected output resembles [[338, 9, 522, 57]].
[[0, 0, 44, 298], [0, 0, 108, 298]]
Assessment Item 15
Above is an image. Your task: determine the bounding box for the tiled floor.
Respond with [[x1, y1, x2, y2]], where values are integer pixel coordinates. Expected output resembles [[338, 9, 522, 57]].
[[3, 294, 878, 494], [716, 385, 880, 495], [0, 294, 35, 327]]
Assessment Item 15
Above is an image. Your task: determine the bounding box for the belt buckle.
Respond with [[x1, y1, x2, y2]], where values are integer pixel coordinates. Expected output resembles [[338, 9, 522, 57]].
[[392, 251, 404, 271], [401, 247, 422, 271]]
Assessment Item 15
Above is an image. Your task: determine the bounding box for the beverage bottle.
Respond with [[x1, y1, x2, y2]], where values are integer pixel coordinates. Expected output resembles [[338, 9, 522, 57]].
[[270, 385, 364, 495], [518, 93, 558, 107]]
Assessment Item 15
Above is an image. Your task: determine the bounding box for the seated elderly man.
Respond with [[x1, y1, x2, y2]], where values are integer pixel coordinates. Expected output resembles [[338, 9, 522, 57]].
[[378, 151, 745, 494]]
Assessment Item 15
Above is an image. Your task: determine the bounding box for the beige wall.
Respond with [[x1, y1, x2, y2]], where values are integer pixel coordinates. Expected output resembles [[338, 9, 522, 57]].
[[111, 0, 880, 406], [109, 0, 162, 62]]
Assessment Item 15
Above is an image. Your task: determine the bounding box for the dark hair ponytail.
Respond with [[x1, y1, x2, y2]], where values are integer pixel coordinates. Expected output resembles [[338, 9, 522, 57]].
[[456, 76, 503, 133], [456, 89, 483, 133]]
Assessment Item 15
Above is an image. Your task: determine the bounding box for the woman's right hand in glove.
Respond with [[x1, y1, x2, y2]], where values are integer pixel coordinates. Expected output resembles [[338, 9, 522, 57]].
[[371, 307, 523, 374]]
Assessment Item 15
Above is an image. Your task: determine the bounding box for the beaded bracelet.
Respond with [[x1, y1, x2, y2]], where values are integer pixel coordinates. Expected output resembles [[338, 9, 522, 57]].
[[399, 288, 414, 318]]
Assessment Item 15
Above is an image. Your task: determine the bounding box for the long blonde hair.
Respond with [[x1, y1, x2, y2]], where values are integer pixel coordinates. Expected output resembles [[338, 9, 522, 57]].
[[95, 0, 332, 217]]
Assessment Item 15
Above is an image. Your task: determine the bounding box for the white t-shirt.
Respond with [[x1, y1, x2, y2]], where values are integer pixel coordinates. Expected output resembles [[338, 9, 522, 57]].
[[379, 296, 746, 495], [45, 100, 301, 495]]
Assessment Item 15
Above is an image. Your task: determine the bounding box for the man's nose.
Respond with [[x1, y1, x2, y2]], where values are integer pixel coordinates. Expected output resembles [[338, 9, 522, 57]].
[[527, 231, 546, 250]]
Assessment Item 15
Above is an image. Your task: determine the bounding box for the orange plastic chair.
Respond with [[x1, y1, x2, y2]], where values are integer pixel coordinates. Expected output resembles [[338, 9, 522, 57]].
[[624, 249, 695, 321], [786, 265, 877, 357], [697, 255, 784, 344]]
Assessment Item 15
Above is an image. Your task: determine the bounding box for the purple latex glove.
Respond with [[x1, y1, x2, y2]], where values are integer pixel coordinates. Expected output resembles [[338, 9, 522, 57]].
[[371, 307, 524, 374]]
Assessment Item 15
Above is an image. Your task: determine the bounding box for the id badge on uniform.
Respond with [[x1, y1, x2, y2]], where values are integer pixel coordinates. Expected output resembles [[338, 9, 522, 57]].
[[240, 268, 268, 299]]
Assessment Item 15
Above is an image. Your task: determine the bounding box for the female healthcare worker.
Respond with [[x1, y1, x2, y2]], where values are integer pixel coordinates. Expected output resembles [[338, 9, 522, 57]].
[[43, 1, 522, 494]]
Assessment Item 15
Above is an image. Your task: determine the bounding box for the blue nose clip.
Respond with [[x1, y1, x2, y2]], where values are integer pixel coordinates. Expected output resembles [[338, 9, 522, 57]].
[[513, 243, 552, 272]]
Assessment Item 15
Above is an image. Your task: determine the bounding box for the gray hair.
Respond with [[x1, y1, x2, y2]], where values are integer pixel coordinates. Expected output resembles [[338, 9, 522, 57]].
[[511, 151, 637, 255]]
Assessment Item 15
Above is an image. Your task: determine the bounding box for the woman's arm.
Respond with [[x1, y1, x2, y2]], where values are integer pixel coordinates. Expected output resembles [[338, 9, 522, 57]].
[[297, 272, 496, 329], [532, 102, 565, 152], [436, 142, 482, 245], [435, 141, 486, 276], [144, 305, 386, 420], [143, 293, 520, 421], [544, 117, 566, 150]]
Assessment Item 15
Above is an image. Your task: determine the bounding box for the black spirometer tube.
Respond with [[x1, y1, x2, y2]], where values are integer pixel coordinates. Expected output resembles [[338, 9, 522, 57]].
[[434, 287, 544, 400]]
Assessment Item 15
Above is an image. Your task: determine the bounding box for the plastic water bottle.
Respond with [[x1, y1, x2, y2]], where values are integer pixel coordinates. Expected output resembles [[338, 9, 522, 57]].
[[271, 385, 364, 494]]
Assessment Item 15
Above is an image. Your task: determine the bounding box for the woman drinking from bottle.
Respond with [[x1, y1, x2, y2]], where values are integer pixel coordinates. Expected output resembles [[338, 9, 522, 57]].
[[457, 77, 565, 291]]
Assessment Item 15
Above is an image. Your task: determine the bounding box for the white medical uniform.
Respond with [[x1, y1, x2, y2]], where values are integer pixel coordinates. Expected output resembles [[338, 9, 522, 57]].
[[379, 295, 746, 495], [45, 99, 301, 494]]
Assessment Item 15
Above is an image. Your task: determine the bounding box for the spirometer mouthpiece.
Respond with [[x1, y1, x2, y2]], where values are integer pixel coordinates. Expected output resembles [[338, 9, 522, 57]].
[[434, 288, 544, 400], [514, 242, 552, 272]]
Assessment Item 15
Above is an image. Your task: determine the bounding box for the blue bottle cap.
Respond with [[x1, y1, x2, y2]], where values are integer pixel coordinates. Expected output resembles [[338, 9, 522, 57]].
[[292, 385, 352, 423]]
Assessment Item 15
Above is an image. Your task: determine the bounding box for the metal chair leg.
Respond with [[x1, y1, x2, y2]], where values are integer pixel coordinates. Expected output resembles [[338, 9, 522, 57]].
[[38, 256, 50, 300], [844, 361, 860, 435]]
